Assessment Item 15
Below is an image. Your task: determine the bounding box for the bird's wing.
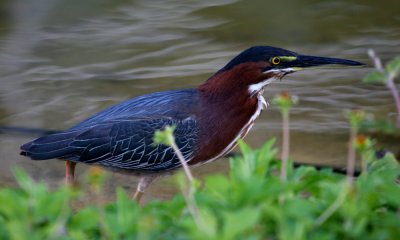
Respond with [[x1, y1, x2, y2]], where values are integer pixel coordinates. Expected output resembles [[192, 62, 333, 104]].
[[21, 116, 199, 172]]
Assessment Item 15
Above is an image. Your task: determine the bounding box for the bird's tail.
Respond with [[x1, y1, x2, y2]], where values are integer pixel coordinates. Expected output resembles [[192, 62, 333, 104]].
[[20, 131, 80, 160]]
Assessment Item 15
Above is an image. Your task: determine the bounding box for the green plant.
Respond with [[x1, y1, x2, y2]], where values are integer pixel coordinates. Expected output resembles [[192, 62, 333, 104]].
[[0, 138, 399, 240]]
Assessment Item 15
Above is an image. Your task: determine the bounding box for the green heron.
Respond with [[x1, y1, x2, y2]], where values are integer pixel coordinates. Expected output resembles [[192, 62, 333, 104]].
[[20, 46, 364, 201]]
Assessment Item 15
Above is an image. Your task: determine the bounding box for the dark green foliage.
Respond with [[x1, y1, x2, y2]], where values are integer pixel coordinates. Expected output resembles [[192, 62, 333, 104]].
[[0, 139, 399, 240]]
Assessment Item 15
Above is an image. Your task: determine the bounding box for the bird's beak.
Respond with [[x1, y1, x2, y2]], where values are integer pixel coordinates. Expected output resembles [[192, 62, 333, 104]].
[[289, 55, 365, 71]]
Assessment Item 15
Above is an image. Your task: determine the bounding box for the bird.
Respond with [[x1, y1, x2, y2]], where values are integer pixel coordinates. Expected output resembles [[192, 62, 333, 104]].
[[20, 46, 364, 201]]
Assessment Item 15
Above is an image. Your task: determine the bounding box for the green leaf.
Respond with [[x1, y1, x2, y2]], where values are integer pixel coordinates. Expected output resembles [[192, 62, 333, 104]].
[[69, 207, 99, 231], [368, 152, 400, 174], [229, 140, 257, 179], [237, 139, 254, 156], [385, 56, 400, 77], [197, 208, 218, 238], [221, 207, 261, 239], [255, 139, 278, 177], [204, 175, 230, 200], [13, 167, 35, 191], [363, 70, 386, 84]]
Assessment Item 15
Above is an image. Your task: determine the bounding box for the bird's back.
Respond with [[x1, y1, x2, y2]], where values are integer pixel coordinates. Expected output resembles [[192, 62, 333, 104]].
[[71, 89, 199, 130]]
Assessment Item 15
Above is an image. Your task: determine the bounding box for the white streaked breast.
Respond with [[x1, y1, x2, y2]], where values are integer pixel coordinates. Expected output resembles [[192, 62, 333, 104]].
[[193, 93, 267, 166]]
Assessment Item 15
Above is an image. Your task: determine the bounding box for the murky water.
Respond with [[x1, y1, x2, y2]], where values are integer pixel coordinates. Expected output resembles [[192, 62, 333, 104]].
[[1, 0, 399, 201]]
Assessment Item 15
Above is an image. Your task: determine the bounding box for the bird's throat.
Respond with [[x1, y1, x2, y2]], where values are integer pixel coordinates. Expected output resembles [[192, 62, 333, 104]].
[[248, 77, 276, 97]]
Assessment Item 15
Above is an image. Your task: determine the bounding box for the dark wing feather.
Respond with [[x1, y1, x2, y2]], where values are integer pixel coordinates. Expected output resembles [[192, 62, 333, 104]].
[[22, 117, 199, 172], [20, 130, 82, 160]]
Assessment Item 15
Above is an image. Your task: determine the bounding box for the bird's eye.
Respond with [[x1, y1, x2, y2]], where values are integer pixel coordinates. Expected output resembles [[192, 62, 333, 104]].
[[271, 57, 281, 65]]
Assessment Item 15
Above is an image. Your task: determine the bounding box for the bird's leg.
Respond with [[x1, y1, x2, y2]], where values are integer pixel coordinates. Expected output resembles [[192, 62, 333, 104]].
[[132, 176, 156, 202], [65, 160, 77, 186]]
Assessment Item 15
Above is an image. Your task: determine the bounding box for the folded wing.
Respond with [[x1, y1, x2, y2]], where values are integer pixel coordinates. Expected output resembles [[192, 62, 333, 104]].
[[21, 116, 199, 172]]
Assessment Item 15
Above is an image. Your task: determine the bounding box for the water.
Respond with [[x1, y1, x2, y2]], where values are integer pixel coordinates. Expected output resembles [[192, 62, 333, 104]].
[[1, 0, 399, 200]]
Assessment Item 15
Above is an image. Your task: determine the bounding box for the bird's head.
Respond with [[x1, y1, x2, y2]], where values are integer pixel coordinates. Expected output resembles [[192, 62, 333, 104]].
[[203, 46, 364, 97]]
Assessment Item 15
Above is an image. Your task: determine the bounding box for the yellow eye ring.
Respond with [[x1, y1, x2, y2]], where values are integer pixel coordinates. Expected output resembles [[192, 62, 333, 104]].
[[271, 57, 281, 65]]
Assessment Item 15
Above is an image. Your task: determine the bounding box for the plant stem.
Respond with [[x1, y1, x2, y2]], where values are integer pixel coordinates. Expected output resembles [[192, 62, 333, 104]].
[[315, 183, 349, 226], [387, 75, 400, 126], [346, 127, 357, 184], [170, 140, 194, 184], [281, 110, 290, 182], [368, 49, 400, 126], [168, 135, 207, 233], [181, 186, 209, 235], [368, 49, 384, 71]]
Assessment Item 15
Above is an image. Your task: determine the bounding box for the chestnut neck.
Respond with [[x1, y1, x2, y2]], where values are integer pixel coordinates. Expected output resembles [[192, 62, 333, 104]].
[[190, 63, 271, 163]]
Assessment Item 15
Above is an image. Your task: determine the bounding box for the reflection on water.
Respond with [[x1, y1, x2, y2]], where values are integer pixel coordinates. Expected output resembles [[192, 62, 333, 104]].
[[0, 0, 399, 199]]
